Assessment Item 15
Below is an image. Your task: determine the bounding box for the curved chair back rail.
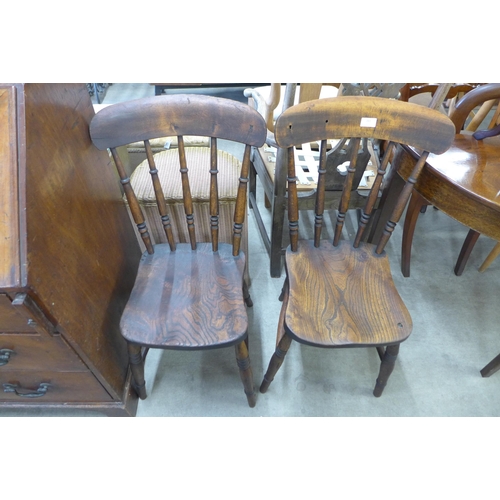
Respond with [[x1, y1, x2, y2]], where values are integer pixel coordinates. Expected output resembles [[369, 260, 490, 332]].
[[274, 96, 455, 154], [450, 83, 500, 132], [90, 94, 267, 150]]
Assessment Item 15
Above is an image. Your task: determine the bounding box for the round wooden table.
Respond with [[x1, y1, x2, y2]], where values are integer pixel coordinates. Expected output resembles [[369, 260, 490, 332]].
[[372, 131, 500, 376]]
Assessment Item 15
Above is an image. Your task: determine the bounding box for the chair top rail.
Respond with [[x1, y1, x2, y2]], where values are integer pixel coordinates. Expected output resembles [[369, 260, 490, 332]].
[[90, 94, 267, 150], [274, 96, 455, 154], [449, 83, 500, 131]]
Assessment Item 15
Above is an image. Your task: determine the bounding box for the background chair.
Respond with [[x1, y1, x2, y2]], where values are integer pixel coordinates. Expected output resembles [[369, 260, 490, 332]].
[[245, 83, 405, 277], [400, 83, 500, 277], [259, 96, 455, 397], [90, 94, 267, 407]]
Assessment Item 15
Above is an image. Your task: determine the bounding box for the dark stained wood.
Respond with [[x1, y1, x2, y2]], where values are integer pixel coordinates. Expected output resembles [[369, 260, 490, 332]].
[[120, 243, 247, 348], [210, 137, 219, 252], [480, 353, 500, 378], [90, 94, 267, 150], [260, 96, 454, 397], [454, 229, 481, 276], [90, 94, 267, 407], [0, 84, 141, 416], [333, 137, 361, 246], [110, 147, 154, 254], [144, 139, 176, 250]]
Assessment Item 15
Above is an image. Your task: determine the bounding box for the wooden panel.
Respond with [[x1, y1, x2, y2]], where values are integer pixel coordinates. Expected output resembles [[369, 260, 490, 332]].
[[0, 333, 87, 372], [0, 370, 111, 402], [23, 84, 141, 399], [0, 86, 21, 288]]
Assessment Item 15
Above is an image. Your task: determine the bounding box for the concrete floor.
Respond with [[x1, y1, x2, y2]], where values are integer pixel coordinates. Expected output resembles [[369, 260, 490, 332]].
[[3, 84, 500, 417]]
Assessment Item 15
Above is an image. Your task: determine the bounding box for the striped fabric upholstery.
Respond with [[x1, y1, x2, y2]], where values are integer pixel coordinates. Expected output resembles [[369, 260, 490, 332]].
[[128, 147, 249, 270]]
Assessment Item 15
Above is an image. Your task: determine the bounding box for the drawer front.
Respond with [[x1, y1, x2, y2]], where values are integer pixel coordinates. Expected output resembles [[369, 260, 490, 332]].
[[0, 371, 112, 403], [0, 294, 36, 333], [0, 334, 87, 372]]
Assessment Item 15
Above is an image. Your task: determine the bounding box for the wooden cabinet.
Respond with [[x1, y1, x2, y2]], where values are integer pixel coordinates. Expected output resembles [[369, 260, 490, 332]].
[[0, 84, 142, 416]]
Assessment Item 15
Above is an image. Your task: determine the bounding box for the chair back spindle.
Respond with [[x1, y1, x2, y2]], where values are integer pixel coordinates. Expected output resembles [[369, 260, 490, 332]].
[[353, 141, 395, 247], [110, 147, 154, 254], [177, 135, 197, 250], [314, 139, 328, 247], [233, 145, 252, 256], [332, 137, 361, 246], [90, 94, 267, 260], [274, 96, 455, 255], [143, 139, 176, 251], [209, 137, 220, 252]]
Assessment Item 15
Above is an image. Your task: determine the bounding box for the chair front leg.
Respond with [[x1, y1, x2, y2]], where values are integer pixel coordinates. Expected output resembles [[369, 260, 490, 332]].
[[260, 333, 292, 393], [128, 342, 147, 400], [235, 339, 256, 408], [243, 279, 253, 307], [373, 344, 400, 397]]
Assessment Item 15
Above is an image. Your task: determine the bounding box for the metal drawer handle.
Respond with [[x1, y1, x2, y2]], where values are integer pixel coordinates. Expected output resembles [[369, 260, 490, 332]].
[[3, 382, 51, 398], [0, 349, 15, 366]]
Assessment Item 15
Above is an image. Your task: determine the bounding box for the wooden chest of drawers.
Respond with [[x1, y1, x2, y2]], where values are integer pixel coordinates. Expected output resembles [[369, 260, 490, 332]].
[[0, 84, 142, 416]]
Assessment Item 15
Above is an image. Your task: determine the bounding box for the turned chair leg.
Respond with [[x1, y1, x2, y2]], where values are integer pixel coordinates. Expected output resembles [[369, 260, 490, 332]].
[[373, 344, 400, 397], [128, 342, 147, 400], [235, 339, 256, 408], [260, 333, 293, 393], [243, 280, 253, 307]]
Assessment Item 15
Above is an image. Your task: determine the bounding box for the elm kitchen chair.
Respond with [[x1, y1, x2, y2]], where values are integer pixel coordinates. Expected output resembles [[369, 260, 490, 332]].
[[90, 94, 267, 407], [259, 96, 455, 397]]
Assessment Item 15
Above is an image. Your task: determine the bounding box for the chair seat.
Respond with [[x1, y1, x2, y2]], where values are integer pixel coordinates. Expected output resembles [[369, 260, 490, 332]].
[[121, 242, 248, 349], [285, 240, 412, 347]]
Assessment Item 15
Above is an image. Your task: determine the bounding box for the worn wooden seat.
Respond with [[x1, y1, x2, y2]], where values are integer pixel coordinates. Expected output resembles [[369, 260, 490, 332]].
[[259, 96, 455, 397], [90, 94, 267, 407]]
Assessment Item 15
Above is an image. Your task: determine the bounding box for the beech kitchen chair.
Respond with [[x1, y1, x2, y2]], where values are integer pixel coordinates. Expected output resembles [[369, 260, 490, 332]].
[[259, 96, 455, 397], [90, 94, 267, 407]]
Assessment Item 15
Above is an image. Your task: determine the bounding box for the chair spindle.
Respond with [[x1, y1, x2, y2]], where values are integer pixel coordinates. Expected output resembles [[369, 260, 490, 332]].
[[144, 140, 176, 251], [314, 140, 328, 247], [209, 137, 219, 252], [287, 146, 299, 252], [233, 145, 251, 256], [376, 150, 430, 254], [354, 141, 395, 247], [177, 135, 197, 250], [110, 147, 154, 254], [333, 137, 361, 246]]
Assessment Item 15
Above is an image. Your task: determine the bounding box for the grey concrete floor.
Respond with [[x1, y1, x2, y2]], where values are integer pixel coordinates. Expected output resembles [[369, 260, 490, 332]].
[[3, 84, 500, 418]]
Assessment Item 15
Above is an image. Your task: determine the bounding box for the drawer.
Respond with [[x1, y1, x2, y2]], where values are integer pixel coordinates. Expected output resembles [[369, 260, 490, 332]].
[[0, 334, 87, 372], [0, 370, 112, 403], [0, 294, 37, 333]]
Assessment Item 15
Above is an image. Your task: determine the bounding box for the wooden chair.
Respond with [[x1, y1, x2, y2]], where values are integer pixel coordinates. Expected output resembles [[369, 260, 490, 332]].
[[401, 83, 500, 277], [245, 83, 405, 277], [89, 94, 267, 407], [259, 96, 455, 397]]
